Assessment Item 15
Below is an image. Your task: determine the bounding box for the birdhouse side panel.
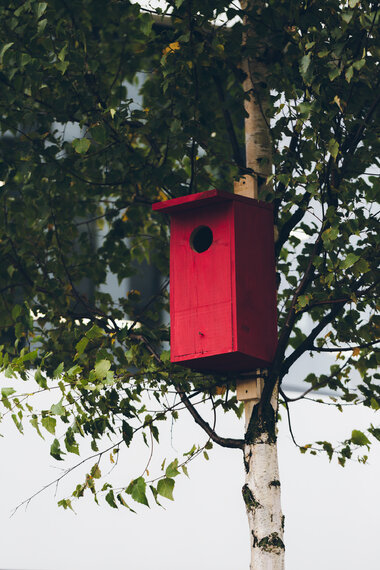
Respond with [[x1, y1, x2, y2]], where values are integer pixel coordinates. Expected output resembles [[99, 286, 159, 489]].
[[233, 201, 278, 364], [170, 202, 236, 362]]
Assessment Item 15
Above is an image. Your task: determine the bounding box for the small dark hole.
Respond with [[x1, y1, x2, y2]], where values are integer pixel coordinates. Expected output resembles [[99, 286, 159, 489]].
[[190, 226, 213, 253]]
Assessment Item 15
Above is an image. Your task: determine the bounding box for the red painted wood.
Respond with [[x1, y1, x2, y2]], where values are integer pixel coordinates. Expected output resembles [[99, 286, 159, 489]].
[[152, 188, 272, 214], [152, 189, 277, 372]]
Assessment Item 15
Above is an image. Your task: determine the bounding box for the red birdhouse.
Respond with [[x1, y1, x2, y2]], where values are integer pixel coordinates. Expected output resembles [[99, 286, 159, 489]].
[[152, 189, 277, 372]]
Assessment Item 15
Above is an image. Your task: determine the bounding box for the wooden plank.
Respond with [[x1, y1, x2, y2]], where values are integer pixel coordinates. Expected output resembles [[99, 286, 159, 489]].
[[233, 175, 257, 199], [170, 202, 235, 362], [236, 376, 264, 401]]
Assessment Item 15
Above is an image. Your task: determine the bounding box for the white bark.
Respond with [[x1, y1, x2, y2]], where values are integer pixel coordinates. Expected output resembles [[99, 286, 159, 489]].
[[243, 437, 284, 569], [242, 388, 285, 569], [241, 0, 272, 200]]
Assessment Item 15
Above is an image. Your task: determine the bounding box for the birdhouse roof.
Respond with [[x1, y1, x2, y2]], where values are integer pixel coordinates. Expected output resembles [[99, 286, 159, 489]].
[[152, 189, 273, 214]]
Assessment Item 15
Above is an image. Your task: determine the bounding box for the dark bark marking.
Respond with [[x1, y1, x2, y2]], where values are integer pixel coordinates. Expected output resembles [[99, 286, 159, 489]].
[[245, 401, 276, 445], [244, 447, 252, 473], [242, 484, 261, 510], [257, 532, 285, 552]]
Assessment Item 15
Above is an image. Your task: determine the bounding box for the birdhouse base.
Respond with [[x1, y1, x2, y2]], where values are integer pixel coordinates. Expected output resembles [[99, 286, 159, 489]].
[[173, 351, 271, 373]]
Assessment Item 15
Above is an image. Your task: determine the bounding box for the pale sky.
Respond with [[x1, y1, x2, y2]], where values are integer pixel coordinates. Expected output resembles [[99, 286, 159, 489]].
[[1, 382, 379, 570]]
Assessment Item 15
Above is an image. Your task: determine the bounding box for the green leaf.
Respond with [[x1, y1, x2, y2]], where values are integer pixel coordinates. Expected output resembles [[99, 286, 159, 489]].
[[182, 465, 189, 478], [0, 43, 14, 64], [140, 15, 153, 36], [12, 305, 22, 320], [122, 420, 133, 446], [56, 60, 69, 74], [41, 416, 56, 434], [58, 499, 74, 511], [165, 459, 180, 478], [65, 429, 79, 454], [369, 426, 380, 441], [157, 477, 175, 501], [328, 66, 341, 81], [11, 414, 23, 434], [58, 45, 67, 62], [352, 258, 370, 275], [94, 359, 111, 379], [35, 368, 47, 388], [160, 350, 171, 363], [86, 325, 105, 340], [36, 2, 48, 19], [149, 485, 163, 507], [75, 337, 89, 357], [327, 139, 339, 159], [53, 362, 64, 378], [72, 138, 91, 154], [300, 54, 311, 77], [91, 463, 102, 479], [37, 18, 47, 33], [341, 253, 360, 270], [18, 349, 38, 363], [351, 430, 370, 447], [345, 65, 354, 83], [30, 417, 44, 439], [105, 490, 118, 508], [50, 438, 65, 460], [90, 125, 107, 144], [342, 11, 353, 24], [370, 398, 380, 411], [353, 59, 365, 71], [50, 398, 65, 416], [127, 477, 149, 506], [297, 294, 311, 310], [1, 387, 16, 398], [67, 364, 82, 376]]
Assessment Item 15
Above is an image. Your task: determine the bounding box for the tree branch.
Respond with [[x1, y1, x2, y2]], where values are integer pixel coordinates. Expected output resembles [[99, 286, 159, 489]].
[[279, 301, 346, 379], [310, 339, 379, 352], [176, 389, 245, 450], [133, 334, 245, 450], [271, 231, 323, 377]]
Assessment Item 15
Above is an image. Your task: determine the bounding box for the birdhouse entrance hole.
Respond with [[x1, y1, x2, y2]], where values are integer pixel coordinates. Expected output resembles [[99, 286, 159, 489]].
[[190, 225, 213, 253]]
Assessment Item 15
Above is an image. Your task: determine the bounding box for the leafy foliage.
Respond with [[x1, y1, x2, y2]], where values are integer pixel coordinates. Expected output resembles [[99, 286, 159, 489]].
[[0, 0, 379, 510]]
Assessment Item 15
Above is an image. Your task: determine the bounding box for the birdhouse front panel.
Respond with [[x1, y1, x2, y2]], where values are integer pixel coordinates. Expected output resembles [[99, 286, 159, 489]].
[[170, 201, 236, 362], [152, 189, 277, 372]]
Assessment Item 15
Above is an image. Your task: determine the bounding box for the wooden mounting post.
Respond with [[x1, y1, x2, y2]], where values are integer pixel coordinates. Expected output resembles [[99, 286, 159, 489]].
[[234, 173, 264, 413], [233, 175, 257, 200], [236, 370, 267, 426]]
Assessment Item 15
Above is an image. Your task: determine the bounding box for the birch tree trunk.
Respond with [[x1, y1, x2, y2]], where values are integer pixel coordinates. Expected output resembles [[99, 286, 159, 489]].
[[238, 2, 285, 568], [242, 387, 285, 569], [238, 0, 272, 201]]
